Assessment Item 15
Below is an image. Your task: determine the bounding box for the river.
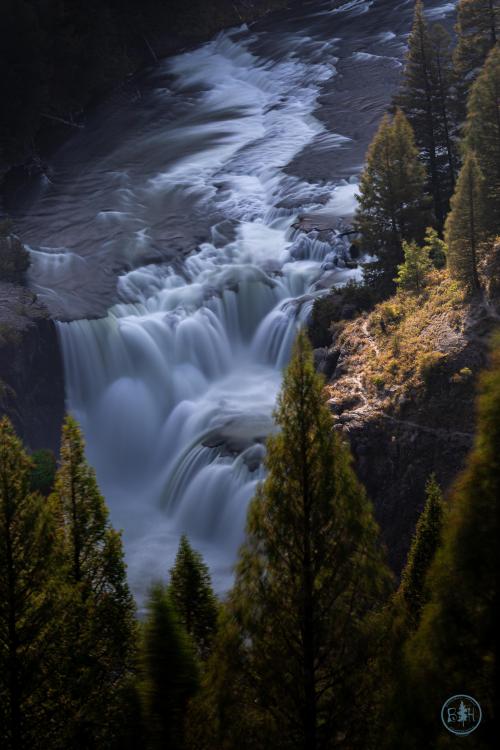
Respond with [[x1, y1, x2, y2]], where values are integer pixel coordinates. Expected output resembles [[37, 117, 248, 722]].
[[13, 0, 454, 599]]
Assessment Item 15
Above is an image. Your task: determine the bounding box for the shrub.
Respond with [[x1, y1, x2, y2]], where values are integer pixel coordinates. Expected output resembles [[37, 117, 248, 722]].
[[417, 351, 447, 383], [0, 224, 30, 283]]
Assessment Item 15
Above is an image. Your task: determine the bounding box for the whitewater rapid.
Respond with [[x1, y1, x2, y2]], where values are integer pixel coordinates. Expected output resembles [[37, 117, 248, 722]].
[[15, 0, 455, 599]]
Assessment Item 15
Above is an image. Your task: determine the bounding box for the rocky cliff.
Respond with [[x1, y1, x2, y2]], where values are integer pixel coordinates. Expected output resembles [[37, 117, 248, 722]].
[[316, 270, 500, 571], [0, 281, 65, 452]]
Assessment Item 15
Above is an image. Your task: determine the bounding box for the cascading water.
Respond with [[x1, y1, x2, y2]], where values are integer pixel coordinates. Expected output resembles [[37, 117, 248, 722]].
[[15, 0, 455, 598]]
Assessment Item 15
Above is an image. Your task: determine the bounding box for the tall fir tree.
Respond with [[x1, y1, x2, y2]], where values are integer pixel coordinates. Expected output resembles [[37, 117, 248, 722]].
[[139, 584, 199, 750], [464, 44, 500, 235], [394, 2, 457, 228], [204, 330, 391, 749], [444, 151, 486, 290], [453, 0, 499, 113], [403, 335, 500, 749], [355, 109, 427, 297], [0, 418, 66, 750], [54, 415, 137, 749], [169, 534, 218, 660]]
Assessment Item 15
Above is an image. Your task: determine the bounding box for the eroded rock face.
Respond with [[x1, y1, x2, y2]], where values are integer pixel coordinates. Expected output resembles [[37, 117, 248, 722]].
[[0, 282, 65, 452]]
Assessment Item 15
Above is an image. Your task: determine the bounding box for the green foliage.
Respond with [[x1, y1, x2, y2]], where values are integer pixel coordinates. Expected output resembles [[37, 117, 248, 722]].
[[453, 0, 499, 96], [416, 350, 447, 384], [53, 415, 137, 749], [444, 151, 487, 290], [395, 240, 433, 293], [203, 330, 391, 748], [139, 584, 199, 750], [394, 3, 458, 227], [0, 417, 67, 750], [423, 226, 447, 269], [464, 44, 500, 235], [355, 109, 428, 296], [403, 334, 500, 749], [29, 448, 56, 496], [168, 534, 218, 660]]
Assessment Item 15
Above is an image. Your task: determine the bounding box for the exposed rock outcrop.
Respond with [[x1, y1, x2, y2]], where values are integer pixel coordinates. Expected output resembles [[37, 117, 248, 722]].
[[0, 282, 64, 452]]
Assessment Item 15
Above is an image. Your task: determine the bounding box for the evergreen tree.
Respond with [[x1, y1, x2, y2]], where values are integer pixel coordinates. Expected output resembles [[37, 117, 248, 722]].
[[395, 240, 432, 293], [29, 449, 57, 496], [423, 226, 447, 269], [0, 417, 66, 750], [394, 3, 457, 227], [453, 0, 499, 107], [464, 44, 500, 235], [445, 151, 486, 290], [404, 334, 500, 748], [398, 475, 444, 628], [139, 584, 199, 750], [169, 534, 218, 660], [54, 415, 137, 749], [355, 109, 427, 296], [208, 330, 391, 749]]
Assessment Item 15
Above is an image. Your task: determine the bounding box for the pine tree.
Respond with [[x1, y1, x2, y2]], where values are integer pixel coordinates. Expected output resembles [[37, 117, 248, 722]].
[[0, 417, 66, 750], [423, 226, 447, 269], [395, 240, 432, 293], [355, 109, 428, 296], [404, 334, 500, 749], [453, 0, 499, 102], [54, 415, 137, 749], [394, 3, 457, 227], [445, 151, 486, 290], [464, 44, 500, 235], [398, 475, 444, 627], [208, 330, 391, 749], [139, 584, 199, 750], [169, 535, 218, 660]]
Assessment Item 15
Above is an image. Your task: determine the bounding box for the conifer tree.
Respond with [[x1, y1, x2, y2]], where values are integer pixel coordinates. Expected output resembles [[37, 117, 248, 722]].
[[355, 109, 427, 296], [423, 226, 447, 269], [139, 584, 199, 750], [209, 330, 390, 749], [395, 240, 432, 293], [395, 3, 457, 227], [453, 0, 499, 105], [0, 418, 66, 750], [464, 44, 500, 234], [445, 151, 486, 290], [169, 535, 218, 660], [54, 415, 137, 749], [404, 335, 500, 748], [398, 475, 444, 628]]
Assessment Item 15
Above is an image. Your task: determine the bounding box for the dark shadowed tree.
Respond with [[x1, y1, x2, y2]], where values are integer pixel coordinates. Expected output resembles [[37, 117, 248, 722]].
[[139, 584, 199, 750], [199, 330, 391, 749], [355, 110, 427, 296], [169, 534, 218, 660], [54, 415, 137, 749], [0, 417, 66, 750]]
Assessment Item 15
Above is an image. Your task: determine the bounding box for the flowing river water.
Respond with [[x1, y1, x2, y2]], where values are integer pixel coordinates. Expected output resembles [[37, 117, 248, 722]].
[[14, 0, 454, 599]]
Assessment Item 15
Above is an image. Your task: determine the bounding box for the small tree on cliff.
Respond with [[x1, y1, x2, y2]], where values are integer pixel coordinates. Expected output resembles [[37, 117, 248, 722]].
[[169, 535, 218, 660], [445, 151, 487, 290], [0, 417, 66, 750], [355, 109, 427, 296], [395, 240, 432, 294], [204, 330, 391, 749], [54, 415, 137, 749]]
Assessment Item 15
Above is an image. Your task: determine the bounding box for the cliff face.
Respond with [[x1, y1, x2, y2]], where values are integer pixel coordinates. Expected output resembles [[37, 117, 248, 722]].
[[318, 274, 500, 571], [0, 282, 65, 452]]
